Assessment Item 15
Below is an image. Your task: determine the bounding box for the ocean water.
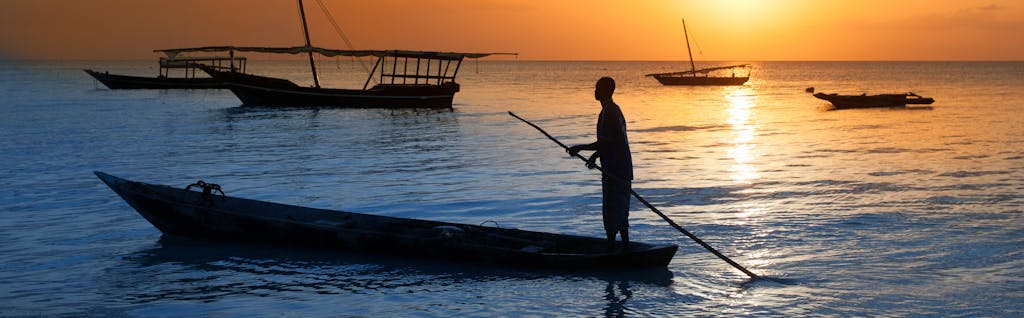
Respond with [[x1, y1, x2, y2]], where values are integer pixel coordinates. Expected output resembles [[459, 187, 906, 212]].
[[0, 60, 1022, 317]]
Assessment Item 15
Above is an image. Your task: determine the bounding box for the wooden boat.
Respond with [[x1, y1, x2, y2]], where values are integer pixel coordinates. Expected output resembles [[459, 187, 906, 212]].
[[84, 53, 246, 89], [186, 0, 513, 108], [187, 47, 506, 108], [95, 171, 679, 269], [813, 92, 935, 109], [646, 19, 750, 86]]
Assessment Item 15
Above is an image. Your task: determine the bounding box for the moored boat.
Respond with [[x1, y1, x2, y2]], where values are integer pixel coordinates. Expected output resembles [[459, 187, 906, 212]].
[[646, 18, 750, 86], [187, 0, 514, 108], [84, 53, 246, 89], [813, 92, 935, 109], [646, 66, 751, 86], [184, 47, 506, 108], [95, 171, 679, 269]]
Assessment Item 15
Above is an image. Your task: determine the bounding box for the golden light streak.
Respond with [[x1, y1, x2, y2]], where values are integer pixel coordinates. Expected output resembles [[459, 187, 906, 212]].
[[724, 87, 759, 184]]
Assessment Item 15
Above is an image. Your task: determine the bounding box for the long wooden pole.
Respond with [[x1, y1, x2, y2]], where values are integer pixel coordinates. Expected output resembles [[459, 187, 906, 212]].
[[297, 0, 321, 88], [508, 111, 760, 279]]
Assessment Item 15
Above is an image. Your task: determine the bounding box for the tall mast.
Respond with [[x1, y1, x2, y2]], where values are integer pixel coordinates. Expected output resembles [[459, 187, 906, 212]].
[[682, 18, 696, 74], [297, 0, 320, 88]]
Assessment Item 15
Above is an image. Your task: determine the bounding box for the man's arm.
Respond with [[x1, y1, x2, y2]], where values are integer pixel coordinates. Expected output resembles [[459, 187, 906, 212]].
[[566, 141, 599, 156]]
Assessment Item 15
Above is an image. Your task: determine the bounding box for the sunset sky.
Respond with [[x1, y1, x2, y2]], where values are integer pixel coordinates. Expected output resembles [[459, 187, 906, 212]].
[[1, 0, 1021, 61]]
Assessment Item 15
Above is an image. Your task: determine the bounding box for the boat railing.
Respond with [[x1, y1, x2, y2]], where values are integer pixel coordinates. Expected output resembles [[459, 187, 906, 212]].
[[155, 46, 514, 87], [365, 55, 464, 89], [381, 73, 457, 84], [158, 56, 247, 78]]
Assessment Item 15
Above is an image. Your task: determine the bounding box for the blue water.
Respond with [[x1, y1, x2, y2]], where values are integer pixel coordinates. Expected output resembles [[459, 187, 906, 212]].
[[1, 60, 1022, 317]]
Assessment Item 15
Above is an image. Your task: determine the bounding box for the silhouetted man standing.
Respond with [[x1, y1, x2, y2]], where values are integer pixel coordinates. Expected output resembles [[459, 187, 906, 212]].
[[567, 77, 633, 252]]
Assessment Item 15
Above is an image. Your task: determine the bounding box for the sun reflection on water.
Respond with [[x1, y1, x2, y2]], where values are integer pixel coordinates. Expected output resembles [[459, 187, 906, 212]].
[[724, 87, 759, 185]]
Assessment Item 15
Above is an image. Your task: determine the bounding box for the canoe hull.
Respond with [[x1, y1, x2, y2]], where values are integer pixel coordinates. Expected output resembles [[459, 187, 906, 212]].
[[224, 82, 458, 108], [84, 69, 223, 89], [95, 172, 678, 269], [814, 92, 935, 109]]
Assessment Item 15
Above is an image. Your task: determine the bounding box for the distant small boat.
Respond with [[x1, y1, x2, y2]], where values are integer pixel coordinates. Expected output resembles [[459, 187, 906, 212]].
[[84, 52, 246, 89], [94, 171, 678, 269], [646, 18, 750, 86], [813, 92, 935, 109]]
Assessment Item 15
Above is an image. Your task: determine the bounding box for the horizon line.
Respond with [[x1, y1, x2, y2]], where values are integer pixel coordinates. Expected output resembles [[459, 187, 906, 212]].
[[3, 58, 1023, 63]]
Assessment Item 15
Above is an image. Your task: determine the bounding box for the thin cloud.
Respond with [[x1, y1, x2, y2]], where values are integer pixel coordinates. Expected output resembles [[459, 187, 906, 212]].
[[976, 4, 1006, 11]]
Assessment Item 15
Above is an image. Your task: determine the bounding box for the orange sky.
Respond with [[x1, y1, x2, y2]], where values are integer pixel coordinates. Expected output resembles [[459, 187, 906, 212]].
[[1, 0, 1021, 61]]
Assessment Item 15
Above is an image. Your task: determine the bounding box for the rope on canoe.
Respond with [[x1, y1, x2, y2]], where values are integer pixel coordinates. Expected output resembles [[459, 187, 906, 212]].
[[185, 180, 225, 197]]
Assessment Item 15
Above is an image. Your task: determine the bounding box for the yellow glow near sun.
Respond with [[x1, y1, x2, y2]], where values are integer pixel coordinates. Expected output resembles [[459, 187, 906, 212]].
[[685, 0, 799, 37], [695, 0, 775, 21]]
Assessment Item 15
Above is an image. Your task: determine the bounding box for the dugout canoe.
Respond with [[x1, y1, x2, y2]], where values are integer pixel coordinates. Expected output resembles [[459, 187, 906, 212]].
[[813, 92, 935, 109], [95, 171, 678, 269]]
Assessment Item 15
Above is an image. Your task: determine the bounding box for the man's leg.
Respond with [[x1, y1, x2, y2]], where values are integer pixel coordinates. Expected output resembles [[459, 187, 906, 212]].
[[602, 179, 617, 252], [621, 228, 629, 249], [603, 177, 631, 252], [618, 181, 631, 250]]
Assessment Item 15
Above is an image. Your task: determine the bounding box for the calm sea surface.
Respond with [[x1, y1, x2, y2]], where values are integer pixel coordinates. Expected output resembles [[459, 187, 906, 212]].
[[1, 60, 1022, 317]]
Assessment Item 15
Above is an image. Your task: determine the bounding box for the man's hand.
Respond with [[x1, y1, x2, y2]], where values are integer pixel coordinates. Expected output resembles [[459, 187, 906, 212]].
[[586, 153, 599, 169], [566, 145, 583, 157]]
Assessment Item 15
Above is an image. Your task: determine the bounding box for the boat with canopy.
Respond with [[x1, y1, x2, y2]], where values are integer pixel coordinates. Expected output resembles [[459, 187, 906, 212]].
[[192, 0, 514, 108], [170, 46, 513, 108], [646, 19, 750, 86]]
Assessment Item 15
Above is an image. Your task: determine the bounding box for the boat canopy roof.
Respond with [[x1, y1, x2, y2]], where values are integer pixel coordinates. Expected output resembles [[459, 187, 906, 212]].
[[156, 46, 516, 61], [645, 63, 750, 77]]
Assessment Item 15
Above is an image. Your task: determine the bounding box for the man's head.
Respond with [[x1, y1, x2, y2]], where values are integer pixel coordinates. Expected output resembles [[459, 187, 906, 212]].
[[594, 77, 615, 101]]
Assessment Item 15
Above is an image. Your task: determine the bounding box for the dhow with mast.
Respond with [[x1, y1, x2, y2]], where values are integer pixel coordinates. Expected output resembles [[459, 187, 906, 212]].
[[646, 19, 750, 86], [199, 0, 515, 108]]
